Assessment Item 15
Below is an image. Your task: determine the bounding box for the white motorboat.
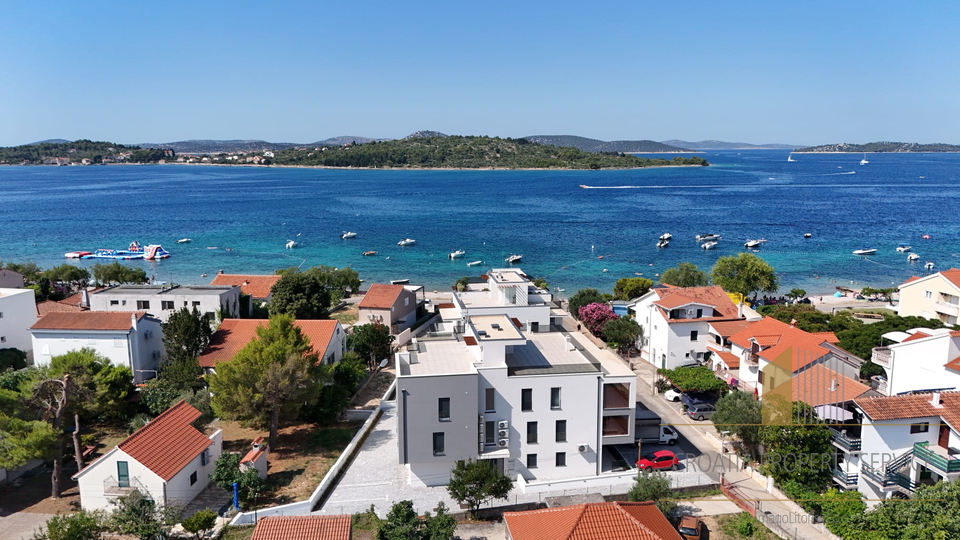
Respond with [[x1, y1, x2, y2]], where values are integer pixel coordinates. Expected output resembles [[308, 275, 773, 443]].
[[467, 260, 483, 266], [285, 240, 298, 249], [391, 279, 410, 285], [340, 231, 357, 239], [701, 241, 718, 250], [657, 238, 670, 249], [505, 254, 523, 263], [896, 245, 911, 252], [907, 253, 920, 261], [925, 262, 935, 270], [696, 233, 721, 242], [397, 238, 416, 246], [804, 233, 812, 238], [176, 238, 191, 244], [860, 153, 869, 165], [449, 249, 466, 259], [659, 233, 673, 241], [744, 240, 761, 248], [852, 248, 877, 255]]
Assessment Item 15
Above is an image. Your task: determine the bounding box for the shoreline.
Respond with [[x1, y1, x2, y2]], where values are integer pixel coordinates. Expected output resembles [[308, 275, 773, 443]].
[[0, 161, 710, 172]]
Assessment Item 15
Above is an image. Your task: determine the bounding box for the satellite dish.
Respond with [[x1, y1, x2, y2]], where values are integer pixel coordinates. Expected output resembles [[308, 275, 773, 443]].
[[379, 359, 389, 369]]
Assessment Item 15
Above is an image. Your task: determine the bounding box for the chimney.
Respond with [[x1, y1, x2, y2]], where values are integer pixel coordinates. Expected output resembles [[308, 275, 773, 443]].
[[829, 378, 838, 392], [526, 320, 531, 335], [218, 269, 224, 274], [80, 289, 90, 309], [931, 391, 942, 407], [566, 335, 575, 351], [790, 318, 798, 328], [131, 313, 138, 331]]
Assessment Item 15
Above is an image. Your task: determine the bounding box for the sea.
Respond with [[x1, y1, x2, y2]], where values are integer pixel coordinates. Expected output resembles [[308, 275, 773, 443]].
[[1, 150, 958, 297]]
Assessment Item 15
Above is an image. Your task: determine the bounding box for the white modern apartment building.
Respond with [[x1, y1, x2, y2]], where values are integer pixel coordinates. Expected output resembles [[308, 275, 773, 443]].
[[629, 285, 759, 370], [443, 268, 562, 331], [0, 288, 37, 354], [89, 284, 241, 322], [868, 327, 960, 396], [395, 313, 636, 488]]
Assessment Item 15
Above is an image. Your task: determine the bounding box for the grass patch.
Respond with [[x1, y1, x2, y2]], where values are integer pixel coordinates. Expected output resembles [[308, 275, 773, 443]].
[[717, 513, 780, 540], [218, 525, 255, 540], [352, 505, 383, 531], [671, 487, 723, 500], [331, 304, 359, 325], [307, 426, 358, 453]]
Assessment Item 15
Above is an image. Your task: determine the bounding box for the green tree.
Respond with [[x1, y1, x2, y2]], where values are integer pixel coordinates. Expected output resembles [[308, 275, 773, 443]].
[[860, 287, 896, 303], [3, 260, 42, 282], [268, 271, 332, 319], [455, 276, 470, 292], [533, 277, 549, 289], [446, 459, 513, 518], [763, 304, 861, 334], [658, 366, 728, 394], [613, 277, 653, 301], [567, 288, 605, 321], [860, 480, 960, 539], [42, 264, 91, 289], [712, 391, 762, 456], [759, 401, 832, 491], [711, 253, 779, 310], [208, 315, 327, 448], [304, 265, 362, 299], [819, 488, 866, 539], [836, 314, 944, 360], [659, 262, 710, 288], [162, 308, 213, 365], [29, 510, 104, 540], [301, 352, 367, 424], [92, 262, 148, 285], [786, 288, 807, 301], [347, 322, 396, 371], [181, 509, 217, 540], [603, 317, 642, 355], [0, 414, 56, 470], [0, 348, 28, 371], [627, 470, 677, 517], [376, 500, 457, 540], [108, 490, 183, 540], [30, 374, 84, 498], [211, 452, 243, 490]]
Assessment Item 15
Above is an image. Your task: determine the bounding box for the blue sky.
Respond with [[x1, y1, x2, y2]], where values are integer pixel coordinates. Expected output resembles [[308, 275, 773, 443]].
[[2, 1, 958, 146]]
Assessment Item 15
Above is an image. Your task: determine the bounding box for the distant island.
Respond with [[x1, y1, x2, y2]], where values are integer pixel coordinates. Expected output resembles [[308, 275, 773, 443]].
[[660, 139, 798, 150], [795, 141, 960, 153], [522, 135, 690, 153], [0, 140, 169, 165]]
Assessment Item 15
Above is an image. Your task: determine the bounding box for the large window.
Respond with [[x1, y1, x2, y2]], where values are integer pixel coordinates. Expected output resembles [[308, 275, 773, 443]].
[[190, 471, 198, 485], [438, 398, 450, 421], [136, 300, 150, 310], [527, 422, 538, 444], [485, 388, 495, 412], [550, 387, 561, 409], [556, 420, 567, 442], [522, 389, 533, 411], [690, 330, 698, 341], [161, 300, 174, 310], [433, 433, 445, 455], [527, 453, 537, 469], [485, 421, 495, 445], [556, 452, 566, 467], [910, 422, 929, 434]]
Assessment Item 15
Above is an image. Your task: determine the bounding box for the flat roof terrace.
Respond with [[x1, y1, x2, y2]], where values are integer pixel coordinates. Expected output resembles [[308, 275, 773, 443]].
[[454, 290, 550, 308], [472, 314, 524, 341], [489, 269, 528, 284], [398, 338, 475, 377], [94, 285, 236, 296], [507, 332, 599, 376]]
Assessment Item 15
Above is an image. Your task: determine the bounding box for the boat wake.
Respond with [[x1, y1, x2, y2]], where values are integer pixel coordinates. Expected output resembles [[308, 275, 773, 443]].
[[824, 171, 856, 176]]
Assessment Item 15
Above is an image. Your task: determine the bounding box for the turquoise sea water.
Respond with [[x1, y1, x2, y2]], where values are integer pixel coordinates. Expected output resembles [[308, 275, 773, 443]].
[[1, 150, 959, 296]]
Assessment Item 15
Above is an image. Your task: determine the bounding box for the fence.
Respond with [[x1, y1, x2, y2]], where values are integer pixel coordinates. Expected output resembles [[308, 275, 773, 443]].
[[720, 476, 757, 517]]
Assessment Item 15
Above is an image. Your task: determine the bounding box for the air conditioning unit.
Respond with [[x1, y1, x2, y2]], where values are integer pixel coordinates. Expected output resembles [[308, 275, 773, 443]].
[[498, 420, 509, 430], [577, 444, 589, 453], [498, 429, 509, 438], [498, 438, 509, 447]]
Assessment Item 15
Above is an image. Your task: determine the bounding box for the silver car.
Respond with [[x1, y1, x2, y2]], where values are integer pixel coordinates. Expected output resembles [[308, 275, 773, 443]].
[[687, 403, 716, 421]]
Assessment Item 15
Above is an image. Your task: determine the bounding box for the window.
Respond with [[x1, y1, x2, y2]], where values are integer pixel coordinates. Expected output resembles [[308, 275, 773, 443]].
[[161, 301, 174, 310], [690, 330, 698, 341], [696, 308, 703, 318], [910, 422, 929, 434], [527, 453, 537, 468], [0, 312, 3, 318], [136, 300, 150, 310], [485, 421, 495, 445], [556, 452, 566, 467], [925, 290, 932, 299], [405, 297, 409, 307], [113, 337, 123, 348], [527, 422, 538, 444], [117, 461, 129, 488], [758, 370, 765, 384], [522, 389, 533, 411], [485, 388, 495, 412], [192, 301, 201, 307], [190, 471, 198, 485], [110, 300, 119, 306], [201, 449, 209, 466], [438, 398, 451, 421], [550, 387, 561, 409], [433, 433, 445, 455], [0, 336, 5, 344], [556, 420, 567, 442]]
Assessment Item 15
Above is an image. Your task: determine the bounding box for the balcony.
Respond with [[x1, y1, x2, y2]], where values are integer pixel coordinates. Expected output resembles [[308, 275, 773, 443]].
[[603, 383, 631, 410], [832, 467, 859, 489], [829, 427, 862, 452], [914, 442, 960, 475], [935, 301, 959, 318], [744, 352, 759, 366], [860, 464, 915, 494], [602, 415, 630, 437], [871, 347, 891, 368], [103, 475, 147, 496]]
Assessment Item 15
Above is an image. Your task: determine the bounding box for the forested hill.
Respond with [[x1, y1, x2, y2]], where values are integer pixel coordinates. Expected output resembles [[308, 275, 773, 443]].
[[523, 135, 690, 153], [796, 141, 960, 153], [265, 136, 709, 169], [0, 140, 142, 164]]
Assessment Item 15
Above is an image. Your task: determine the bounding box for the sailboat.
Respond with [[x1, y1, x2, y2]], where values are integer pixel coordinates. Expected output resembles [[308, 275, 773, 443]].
[[787, 153, 796, 162], [860, 153, 869, 165]]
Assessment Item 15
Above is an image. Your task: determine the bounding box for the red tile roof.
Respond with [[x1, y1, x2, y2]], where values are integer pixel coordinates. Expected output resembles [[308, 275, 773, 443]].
[[651, 286, 739, 318], [31, 311, 148, 331], [209, 274, 281, 299], [714, 350, 741, 369], [199, 319, 340, 367], [241, 437, 266, 465], [791, 364, 871, 407], [504, 501, 682, 540], [901, 331, 931, 343], [358, 284, 406, 309], [728, 317, 834, 371], [900, 276, 921, 286], [251, 515, 352, 540], [117, 400, 213, 482], [855, 391, 960, 431], [709, 320, 755, 338], [810, 332, 840, 344], [900, 268, 960, 290], [945, 355, 960, 372]]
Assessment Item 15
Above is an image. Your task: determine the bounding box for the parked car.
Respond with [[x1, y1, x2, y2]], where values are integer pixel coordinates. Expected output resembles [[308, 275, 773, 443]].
[[688, 403, 716, 421], [681, 391, 717, 407], [678, 515, 704, 540], [635, 450, 679, 471], [664, 387, 682, 402]]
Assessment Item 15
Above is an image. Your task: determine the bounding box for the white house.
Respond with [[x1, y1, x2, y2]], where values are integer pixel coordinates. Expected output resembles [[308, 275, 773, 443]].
[[868, 327, 960, 396], [198, 318, 346, 372], [442, 268, 561, 331], [0, 288, 38, 355], [30, 311, 164, 384], [845, 391, 960, 505], [629, 285, 759, 370], [896, 269, 960, 324], [0, 269, 25, 289], [88, 284, 242, 323], [395, 312, 636, 488], [357, 284, 425, 334], [72, 400, 223, 511]]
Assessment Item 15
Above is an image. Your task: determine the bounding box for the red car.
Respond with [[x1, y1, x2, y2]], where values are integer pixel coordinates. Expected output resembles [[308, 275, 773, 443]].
[[635, 450, 679, 471]]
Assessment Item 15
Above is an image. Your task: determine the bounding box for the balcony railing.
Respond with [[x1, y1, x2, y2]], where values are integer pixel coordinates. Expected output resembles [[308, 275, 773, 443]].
[[871, 347, 891, 368], [829, 427, 862, 452], [914, 442, 960, 475], [861, 464, 914, 492], [744, 352, 759, 365], [832, 467, 859, 488], [935, 301, 959, 317], [103, 475, 148, 496]]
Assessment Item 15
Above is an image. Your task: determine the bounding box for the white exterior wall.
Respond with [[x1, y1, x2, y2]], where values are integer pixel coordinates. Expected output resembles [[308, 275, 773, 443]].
[[462, 305, 551, 329], [887, 335, 960, 395], [319, 323, 346, 365], [0, 288, 37, 353], [855, 415, 944, 503], [165, 429, 223, 504], [75, 448, 166, 511], [0, 270, 25, 288], [729, 343, 759, 386], [634, 294, 717, 369], [898, 276, 960, 323], [90, 287, 241, 322]]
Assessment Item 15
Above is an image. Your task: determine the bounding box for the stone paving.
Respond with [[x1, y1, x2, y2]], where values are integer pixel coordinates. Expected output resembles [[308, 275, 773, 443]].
[[314, 405, 712, 519], [0, 512, 55, 540]]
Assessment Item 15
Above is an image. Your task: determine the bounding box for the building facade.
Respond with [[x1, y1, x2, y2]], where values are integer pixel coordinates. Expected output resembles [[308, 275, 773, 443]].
[[0, 288, 38, 354], [89, 284, 241, 323], [897, 269, 960, 324], [357, 284, 422, 333]]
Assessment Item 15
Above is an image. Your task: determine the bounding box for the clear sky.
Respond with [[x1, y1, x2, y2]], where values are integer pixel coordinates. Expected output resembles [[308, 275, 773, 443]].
[[2, 1, 958, 146]]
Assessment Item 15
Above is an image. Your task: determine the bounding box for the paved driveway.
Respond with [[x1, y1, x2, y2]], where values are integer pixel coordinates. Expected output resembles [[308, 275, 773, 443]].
[[0, 512, 55, 540]]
